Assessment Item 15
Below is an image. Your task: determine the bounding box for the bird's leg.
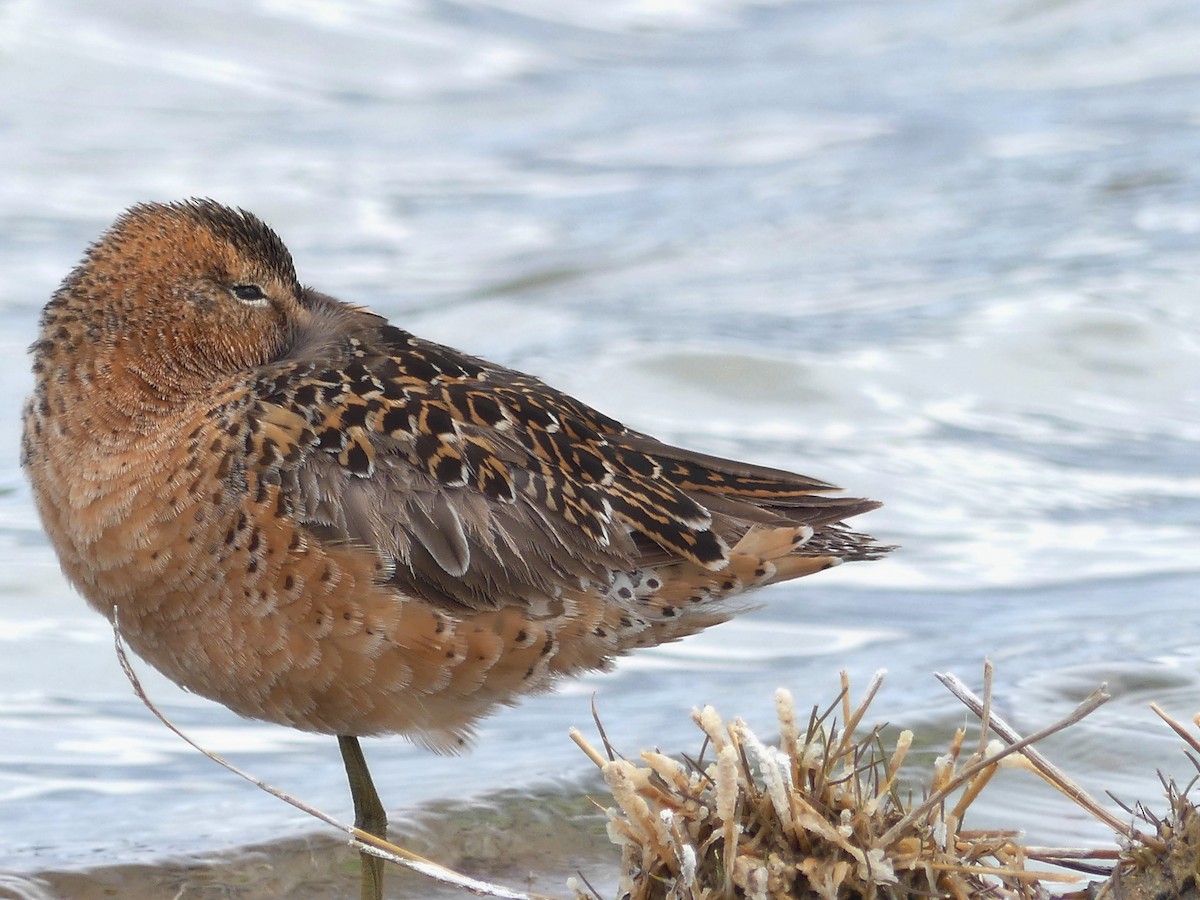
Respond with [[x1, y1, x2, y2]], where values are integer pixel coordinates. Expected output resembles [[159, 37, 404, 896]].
[[338, 735, 388, 900]]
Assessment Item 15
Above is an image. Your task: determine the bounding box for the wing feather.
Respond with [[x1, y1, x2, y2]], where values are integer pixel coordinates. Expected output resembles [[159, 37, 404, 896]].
[[247, 291, 888, 613]]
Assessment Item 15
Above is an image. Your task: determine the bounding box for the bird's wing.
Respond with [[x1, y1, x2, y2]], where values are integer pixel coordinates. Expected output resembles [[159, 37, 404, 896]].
[[247, 300, 884, 613]]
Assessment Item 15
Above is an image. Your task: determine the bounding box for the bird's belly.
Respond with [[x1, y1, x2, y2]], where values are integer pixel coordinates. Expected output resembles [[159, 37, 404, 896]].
[[31, 451, 526, 744]]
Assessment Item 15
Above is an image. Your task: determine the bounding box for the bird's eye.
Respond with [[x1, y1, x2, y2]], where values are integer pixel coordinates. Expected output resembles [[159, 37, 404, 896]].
[[230, 284, 268, 305]]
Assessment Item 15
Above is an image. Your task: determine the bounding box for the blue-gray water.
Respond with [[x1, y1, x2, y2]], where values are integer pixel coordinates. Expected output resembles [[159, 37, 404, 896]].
[[2, 0, 1199, 896]]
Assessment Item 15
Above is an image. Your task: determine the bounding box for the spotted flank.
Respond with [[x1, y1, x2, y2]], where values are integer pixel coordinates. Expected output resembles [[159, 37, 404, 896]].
[[22, 199, 890, 750]]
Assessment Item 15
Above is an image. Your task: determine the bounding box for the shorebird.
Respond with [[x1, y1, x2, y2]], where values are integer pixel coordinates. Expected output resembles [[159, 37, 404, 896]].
[[23, 200, 888, 899]]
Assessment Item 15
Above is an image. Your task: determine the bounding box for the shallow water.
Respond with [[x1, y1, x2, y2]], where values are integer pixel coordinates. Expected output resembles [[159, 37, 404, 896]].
[[2, 0, 1199, 896]]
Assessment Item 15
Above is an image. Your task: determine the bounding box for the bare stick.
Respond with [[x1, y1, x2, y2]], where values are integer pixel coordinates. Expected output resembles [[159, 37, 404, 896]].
[[937, 672, 1162, 851], [834, 669, 886, 763], [1022, 846, 1120, 861], [975, 659, 994, 758], [924, 861, 1079, 884], [1150, 703, 1200, 755], [876, 675, 1116, 849], [113, 618, 552, 900]]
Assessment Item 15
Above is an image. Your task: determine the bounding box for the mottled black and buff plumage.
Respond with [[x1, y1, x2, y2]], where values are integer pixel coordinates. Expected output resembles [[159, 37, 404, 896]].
[[23, 199, 888, 898]]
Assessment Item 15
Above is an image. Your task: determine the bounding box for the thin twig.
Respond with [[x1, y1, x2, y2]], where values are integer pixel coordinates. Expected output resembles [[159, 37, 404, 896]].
[[976, 658, 994, 758], [876, 676, 1116, 849], [834, 669, 886, 763], [570, 870, 605, 900], [936, 672, 1163, 852], [923, 861, 1079, 883], [1022, 846, 1120, 860], [589, 694, 622, 763], [1151, 703, 1200, 755], [113, 617, 553, 900]]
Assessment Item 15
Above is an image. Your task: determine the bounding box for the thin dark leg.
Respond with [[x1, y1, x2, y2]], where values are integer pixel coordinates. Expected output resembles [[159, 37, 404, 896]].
[[338, 735, 388, 900]]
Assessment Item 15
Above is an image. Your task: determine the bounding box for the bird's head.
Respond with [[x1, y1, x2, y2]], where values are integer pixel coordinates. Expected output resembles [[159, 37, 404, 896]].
[[38, 199, 304, 397]]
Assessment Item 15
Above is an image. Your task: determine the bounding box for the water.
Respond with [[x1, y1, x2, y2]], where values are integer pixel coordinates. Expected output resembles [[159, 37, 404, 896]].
[[2, 0, 1199, 895]]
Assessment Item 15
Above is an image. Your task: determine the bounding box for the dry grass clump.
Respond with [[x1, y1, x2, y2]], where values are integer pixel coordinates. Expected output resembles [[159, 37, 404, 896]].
[[569, 665, 1185, 900], [1104, 775, 1200, 899], [1096, 703, 1200, 900]]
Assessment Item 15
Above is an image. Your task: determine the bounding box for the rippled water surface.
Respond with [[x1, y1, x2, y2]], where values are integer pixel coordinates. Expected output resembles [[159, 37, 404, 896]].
[[2, 0, 1199, 896]]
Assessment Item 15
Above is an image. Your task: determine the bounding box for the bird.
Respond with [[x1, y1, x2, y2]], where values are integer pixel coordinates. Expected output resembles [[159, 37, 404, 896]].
[[22, 199, 889, 899]]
